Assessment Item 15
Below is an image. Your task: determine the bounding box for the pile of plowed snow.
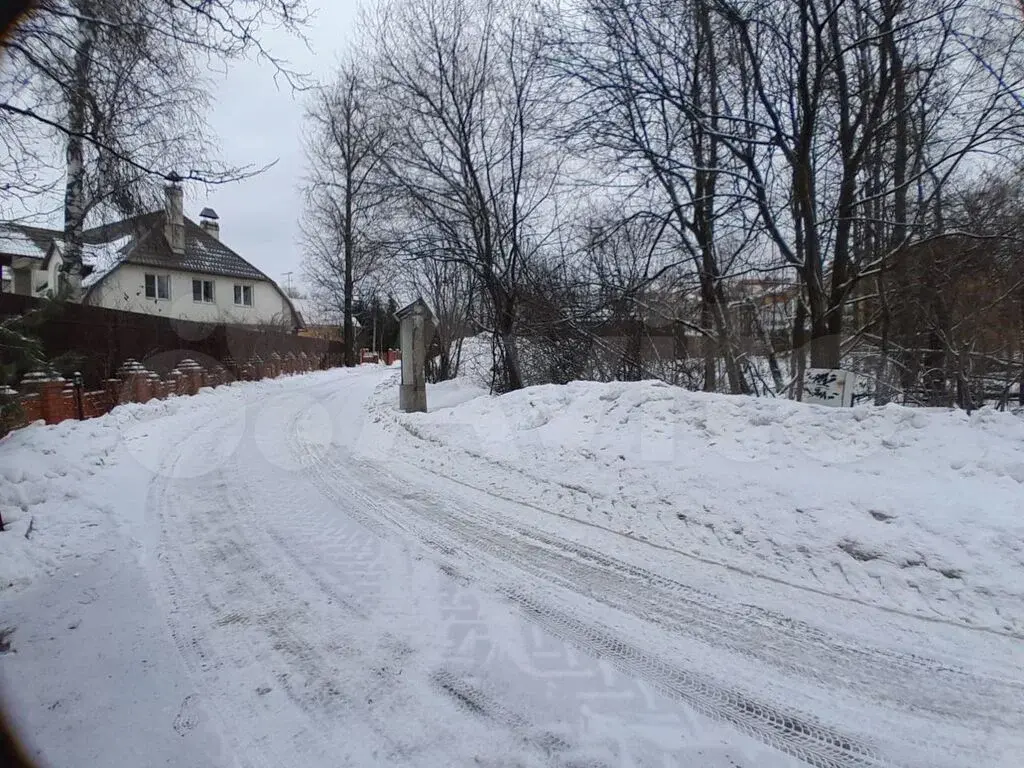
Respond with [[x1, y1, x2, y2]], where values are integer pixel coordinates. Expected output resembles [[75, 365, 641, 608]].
[[374, 377, 1024, 634], [0, 372, 339, 594]]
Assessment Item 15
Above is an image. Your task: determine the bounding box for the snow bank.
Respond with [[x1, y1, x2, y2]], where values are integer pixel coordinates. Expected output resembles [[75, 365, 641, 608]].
[[421, 378, 489, 411], [0, 419, 119, 592], [376, 378, 1024, 634], [0, 371, 342, 595]]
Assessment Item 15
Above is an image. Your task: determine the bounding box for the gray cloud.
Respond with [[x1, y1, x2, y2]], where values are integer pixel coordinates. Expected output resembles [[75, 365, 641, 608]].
[[199, 2, 362, 293]]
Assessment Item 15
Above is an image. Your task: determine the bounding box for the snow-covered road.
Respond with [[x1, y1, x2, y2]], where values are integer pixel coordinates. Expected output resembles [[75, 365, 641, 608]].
[[2, 367, 1022, 767]]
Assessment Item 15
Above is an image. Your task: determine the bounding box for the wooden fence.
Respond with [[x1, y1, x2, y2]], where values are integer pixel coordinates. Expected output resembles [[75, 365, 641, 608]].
[[0, 294, 345, 388]]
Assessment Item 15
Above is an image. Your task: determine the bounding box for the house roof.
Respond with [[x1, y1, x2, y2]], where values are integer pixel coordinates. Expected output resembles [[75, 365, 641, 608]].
[[0, 213, 301, 327], [135, 215, 265, 281], [0, 224, 55, 259], [1, 214, 270, 284]]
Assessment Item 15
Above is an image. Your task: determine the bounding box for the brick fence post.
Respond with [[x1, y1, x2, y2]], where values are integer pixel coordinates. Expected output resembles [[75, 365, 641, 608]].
[[20, 371, 69, 424], [249, 354, 264, 380], [105, 378, 124, 407], [177, 359, 203, 395], [116, 359, 148, 403], [147, 372, 163, 400], [41, 378, 68, 424], [135, 370, 153, 403], [62, 379, 77, 420]]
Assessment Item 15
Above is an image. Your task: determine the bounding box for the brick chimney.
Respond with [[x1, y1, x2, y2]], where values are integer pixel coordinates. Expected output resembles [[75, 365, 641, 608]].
[[199, 207, 220, 241], [164, 171, 185, 255]]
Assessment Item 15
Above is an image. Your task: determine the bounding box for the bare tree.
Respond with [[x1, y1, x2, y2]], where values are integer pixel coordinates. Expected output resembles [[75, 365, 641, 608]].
[[862, 172, 1024, 409], [301, 59, 391, 365], [368, 0, 563, 392], [410, 251, 477, 382], [551, 0, 757, 393], [719, 0, 1024, 369]]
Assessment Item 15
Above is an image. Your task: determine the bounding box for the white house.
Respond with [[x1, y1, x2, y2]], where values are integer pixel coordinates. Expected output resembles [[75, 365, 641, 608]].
[[0, 179, 301, 331]]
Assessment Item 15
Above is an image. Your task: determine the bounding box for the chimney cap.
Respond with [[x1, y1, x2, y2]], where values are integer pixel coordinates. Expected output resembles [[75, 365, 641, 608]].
[[199, 207, 219, 220], [165, 170, 183, 184]]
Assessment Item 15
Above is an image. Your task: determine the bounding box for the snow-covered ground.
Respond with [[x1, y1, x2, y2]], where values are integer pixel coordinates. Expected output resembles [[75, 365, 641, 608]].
[[2, 366, 1023, 768], [378, 376, 1024, 635]]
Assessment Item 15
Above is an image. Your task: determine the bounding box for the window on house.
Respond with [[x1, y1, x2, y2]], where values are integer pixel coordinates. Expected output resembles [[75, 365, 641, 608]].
[[233, 284, 253, 307], [192, 279, 215, 303], [145, 273, 171, 300]]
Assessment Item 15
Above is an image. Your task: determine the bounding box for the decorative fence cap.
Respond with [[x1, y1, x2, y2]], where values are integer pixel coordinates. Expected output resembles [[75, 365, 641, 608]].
[[117, 359, 149, 376], [23, 368, 65, 383]]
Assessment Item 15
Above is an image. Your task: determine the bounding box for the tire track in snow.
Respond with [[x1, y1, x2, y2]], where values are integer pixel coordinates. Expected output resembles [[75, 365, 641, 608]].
[[325, 437, 1020, 729], [354, 383, 1024, 729], [148, 379, 556, 768], [435, 505, 1022, 726], [385, 397, 1024, 642], [288, 384, 775, 766], [289, 398, 894, 768], [146, 394, 397, 767], [148, 409, 306, 768]]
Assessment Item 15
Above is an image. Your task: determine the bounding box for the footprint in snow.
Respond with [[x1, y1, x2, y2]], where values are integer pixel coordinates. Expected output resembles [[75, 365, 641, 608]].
[[172, 694, 200, 736]]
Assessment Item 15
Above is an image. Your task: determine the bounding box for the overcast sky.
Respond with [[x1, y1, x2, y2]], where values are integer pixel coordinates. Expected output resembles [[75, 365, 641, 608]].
[[199, 2, 363, 295]]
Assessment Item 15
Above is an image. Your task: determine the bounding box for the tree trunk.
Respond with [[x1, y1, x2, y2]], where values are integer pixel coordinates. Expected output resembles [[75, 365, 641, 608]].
[[712, 281, 750, 394], [343, 164, 356, 367], [700, 296, 716, 392], [749, 300, 784, 393], [792, 293, 807, 400], [493, 289, 523, 392], [1019, 289, 1024, 407], [874, 272, 892, 405], [62, 11, 96, 302], [805, 282, 839, 368]]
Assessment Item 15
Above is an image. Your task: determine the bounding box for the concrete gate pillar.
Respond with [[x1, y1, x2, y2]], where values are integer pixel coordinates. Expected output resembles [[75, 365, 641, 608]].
[[395, 298, 435, 413]]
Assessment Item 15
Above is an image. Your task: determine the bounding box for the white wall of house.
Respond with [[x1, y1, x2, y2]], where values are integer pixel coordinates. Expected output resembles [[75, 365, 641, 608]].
[[37, 256, 60, 294], [6, 256, 61, 296], [86, 264, 295, 328]]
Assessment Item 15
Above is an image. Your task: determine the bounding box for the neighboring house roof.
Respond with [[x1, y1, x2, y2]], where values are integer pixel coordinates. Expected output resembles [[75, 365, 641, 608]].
[[0, 225, 52, 259]]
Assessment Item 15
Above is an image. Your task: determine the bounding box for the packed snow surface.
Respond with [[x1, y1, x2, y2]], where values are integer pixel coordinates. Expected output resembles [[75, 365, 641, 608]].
[[2, 367, 1023, 768], [382, 377, 1024, 635]]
